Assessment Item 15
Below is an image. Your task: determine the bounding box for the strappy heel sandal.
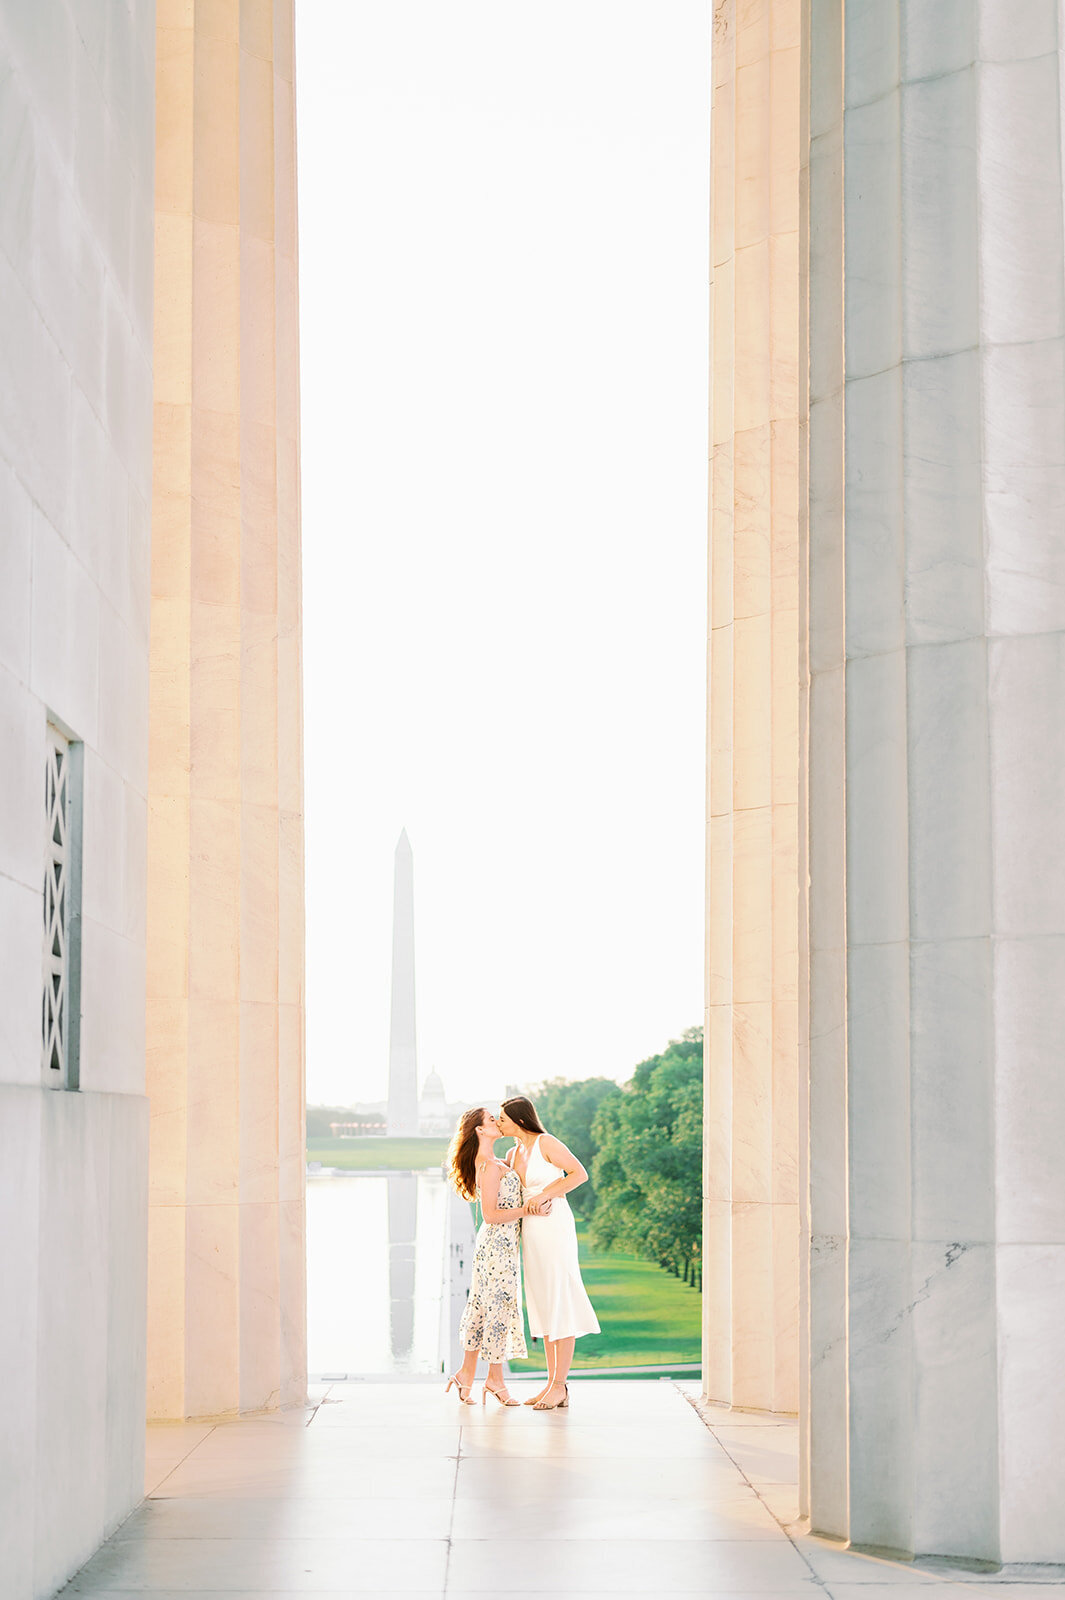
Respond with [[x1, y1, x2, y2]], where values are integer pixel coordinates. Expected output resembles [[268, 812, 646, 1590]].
[[445, 1372, 475, 1404], [533, 1382, 569, 1411], [483, 1381, 520, 1407]]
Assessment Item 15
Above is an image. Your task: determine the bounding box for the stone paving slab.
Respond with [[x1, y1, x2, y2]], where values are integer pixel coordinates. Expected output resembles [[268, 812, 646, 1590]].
[[57, 1382, 1065, 1598]]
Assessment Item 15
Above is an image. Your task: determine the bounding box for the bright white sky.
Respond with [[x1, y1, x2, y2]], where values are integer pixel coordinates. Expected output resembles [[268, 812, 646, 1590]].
[[296, 1, 710, 1110]]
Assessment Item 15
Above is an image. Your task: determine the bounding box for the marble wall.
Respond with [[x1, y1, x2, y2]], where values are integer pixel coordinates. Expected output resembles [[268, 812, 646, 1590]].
[[0, 1, 155, 1595], [704, 0, 802, 1416], [803, 0, 1065, 1563], [147, 0, 306, 1420]]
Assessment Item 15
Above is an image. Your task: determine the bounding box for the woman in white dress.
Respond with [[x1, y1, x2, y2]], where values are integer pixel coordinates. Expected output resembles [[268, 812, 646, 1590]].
[[498, 1095, 600, 1411], [445, 1107, 552, 1406]]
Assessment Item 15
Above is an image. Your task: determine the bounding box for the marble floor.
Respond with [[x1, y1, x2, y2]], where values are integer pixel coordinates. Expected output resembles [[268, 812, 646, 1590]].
[[59, 1380, 1065, 1598]]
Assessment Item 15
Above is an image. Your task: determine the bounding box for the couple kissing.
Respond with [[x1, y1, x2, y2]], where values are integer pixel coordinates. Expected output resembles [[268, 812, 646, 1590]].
[[446, 1095, 600, 1411]]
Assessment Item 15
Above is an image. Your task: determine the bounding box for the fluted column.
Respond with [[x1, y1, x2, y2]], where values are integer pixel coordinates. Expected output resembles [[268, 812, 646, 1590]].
[[147, 0, 305, 1420], [806, 0, 1065, 1561], [704, 0, 802, 1415]]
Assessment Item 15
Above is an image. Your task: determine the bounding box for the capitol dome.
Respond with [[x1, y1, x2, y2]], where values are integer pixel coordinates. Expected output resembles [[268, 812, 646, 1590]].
[[418, 1070, 450, 1134]]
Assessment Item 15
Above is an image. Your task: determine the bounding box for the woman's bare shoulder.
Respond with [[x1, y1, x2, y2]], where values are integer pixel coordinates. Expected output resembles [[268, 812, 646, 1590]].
[[540, 1131, 570, 1160]]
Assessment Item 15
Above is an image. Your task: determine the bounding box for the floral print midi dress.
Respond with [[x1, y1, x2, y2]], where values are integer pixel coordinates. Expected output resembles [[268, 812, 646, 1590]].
[[458, 1163, 528, 1361]]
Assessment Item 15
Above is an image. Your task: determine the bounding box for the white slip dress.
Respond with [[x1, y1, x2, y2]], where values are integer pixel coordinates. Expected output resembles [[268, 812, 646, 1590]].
[[517, 1134, 600, 1341]]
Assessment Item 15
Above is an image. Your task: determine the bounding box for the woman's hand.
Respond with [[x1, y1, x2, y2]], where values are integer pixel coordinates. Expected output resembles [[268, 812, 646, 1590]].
[[524, 1197, 552, 1217]]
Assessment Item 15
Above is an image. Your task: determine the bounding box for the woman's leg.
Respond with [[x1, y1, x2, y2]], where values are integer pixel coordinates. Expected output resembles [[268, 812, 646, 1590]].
[[485, 1360, 507, 1396], [457, 1345, 479, 1387], [540, 1336, 574, 1405], [526, 1337, 554, 1403], [544, 1337, 558, 1391], [553, 1336, 575, 1388]]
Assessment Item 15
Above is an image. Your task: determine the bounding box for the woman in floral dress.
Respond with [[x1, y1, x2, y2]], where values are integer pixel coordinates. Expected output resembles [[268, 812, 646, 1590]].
[[446, 1107, 552, 1405]]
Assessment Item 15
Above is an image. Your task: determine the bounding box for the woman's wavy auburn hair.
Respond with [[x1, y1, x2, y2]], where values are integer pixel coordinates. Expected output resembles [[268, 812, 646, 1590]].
[[500, 1095, 545, 1135], [447, 1107, 487, 1201]]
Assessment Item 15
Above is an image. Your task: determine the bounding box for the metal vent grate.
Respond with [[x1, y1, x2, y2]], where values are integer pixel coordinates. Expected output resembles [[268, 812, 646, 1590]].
[[42, 733, 70, 1078], [42, 723, 81, 1088]]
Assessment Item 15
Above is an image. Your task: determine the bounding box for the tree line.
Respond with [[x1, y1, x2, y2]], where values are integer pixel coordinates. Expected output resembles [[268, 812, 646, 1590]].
[[531, 1026, 702, 1290]]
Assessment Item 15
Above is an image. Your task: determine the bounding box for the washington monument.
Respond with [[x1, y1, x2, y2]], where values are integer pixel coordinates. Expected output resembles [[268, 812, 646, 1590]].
[[386, 830, 419, 1135]]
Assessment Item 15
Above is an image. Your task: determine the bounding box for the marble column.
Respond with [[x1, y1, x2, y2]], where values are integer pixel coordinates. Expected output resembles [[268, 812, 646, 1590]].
[[147, 0, 306, 1419], [704, 0, 802, 1416], [805, 0, 1065, 1562]]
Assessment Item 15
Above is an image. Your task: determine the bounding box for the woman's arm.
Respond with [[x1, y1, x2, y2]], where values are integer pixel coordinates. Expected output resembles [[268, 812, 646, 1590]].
[[528, 1134, 588, 1203], [479, 1161, 542, 1223]]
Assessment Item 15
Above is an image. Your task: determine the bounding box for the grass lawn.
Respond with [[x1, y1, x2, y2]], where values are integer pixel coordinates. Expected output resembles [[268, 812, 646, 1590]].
[[307, 1136, 449, 1171], [509, 1230, 702, 1372]]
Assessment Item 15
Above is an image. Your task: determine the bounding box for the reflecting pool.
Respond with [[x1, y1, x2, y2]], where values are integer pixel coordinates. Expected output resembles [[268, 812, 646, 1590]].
[[306, 1169, 449, 1377]]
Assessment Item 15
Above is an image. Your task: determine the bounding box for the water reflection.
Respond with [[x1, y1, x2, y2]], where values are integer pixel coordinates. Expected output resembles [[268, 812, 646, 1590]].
[[307, 1170, 449, 1376], [387, 1172, 416, 1361]]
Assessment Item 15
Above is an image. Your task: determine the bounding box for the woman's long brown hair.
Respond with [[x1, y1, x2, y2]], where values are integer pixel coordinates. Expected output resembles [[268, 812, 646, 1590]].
[[447, 1107, 486, 1201], [500, 1095, 545, 1134]]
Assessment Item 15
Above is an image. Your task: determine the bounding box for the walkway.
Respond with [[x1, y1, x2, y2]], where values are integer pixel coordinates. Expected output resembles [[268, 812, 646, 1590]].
[[61, 1381, 1064, 1597]]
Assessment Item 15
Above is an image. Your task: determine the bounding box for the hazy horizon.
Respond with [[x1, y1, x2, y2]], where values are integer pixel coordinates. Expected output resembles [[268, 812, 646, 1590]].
[[297, 1, 711, 1110]]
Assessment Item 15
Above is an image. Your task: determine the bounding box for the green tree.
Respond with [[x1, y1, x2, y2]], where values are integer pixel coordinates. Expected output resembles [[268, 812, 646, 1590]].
[[589, 1027, 703, 1286], [305, 1105, 381, 1139], [528, 1076, 622, 1217], [306, 1105, 352, 1139]]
